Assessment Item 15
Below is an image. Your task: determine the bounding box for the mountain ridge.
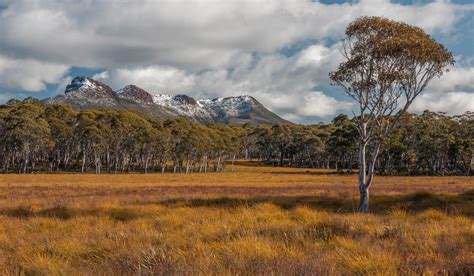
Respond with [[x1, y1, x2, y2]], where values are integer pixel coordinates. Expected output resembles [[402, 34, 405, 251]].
[[42, 76, 292, 125]]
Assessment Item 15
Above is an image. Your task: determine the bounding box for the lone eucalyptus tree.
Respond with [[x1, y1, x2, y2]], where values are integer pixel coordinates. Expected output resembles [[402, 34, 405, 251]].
[[329, 16, 454, 212]]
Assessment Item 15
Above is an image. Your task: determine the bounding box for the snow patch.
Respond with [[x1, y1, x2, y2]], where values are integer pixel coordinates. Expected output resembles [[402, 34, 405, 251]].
[[199, 95, 254, 117], [152, 94, 213, 119]]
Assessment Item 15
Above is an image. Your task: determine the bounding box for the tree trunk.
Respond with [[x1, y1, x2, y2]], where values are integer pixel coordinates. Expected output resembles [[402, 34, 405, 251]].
[[144, 158, 149, 174], [359, 185, 369, 212], [114, 151, 119, 174], [358, 136, 368, 212], [215, 157, 220, 172], [22, 156, 28, 174], [186, 160, 190, 174], [232, 154, 236, 172], [357, 135, 381, 212], [82, 149, 87, 173], [94, 153, 101, 175], [106, 151, 111, 173]]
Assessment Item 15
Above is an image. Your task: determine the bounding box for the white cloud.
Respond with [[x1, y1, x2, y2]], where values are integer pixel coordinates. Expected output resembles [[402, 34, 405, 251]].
[[428, 65, 474, 92], [92, 71, 109, 83], [0, 55, 68, 91], [409, 63, 474, 114], [107, 66, 196, 93], [0, 0, 469, 69], [54, 76, 73, 95], [411, 91, 474, 114], [267, 91, 353, 121]]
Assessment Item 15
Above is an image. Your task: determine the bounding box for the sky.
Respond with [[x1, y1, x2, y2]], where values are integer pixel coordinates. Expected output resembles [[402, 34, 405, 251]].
[[0, 0, 473, 124]]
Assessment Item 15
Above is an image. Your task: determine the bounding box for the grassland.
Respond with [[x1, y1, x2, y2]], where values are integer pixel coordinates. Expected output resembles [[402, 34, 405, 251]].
[[0, 162, 473, 274]]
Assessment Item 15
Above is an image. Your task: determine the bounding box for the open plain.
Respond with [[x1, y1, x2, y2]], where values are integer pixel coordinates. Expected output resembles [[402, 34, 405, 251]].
[[0, 163, 473, 274]]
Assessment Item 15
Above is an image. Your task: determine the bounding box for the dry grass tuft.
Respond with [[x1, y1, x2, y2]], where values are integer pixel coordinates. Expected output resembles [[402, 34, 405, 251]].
[[0, 163, 472, 274]]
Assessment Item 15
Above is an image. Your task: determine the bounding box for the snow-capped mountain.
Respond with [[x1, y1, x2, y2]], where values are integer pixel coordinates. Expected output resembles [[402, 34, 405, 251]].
[[43, 76, 291, 125], [149, 94, 214, 121], [47, 76, 121, 108], [117, 85, 154, 105]]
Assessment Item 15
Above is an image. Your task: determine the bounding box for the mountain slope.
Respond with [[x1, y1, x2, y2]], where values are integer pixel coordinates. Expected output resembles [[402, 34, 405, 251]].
[[46, 77, 122, 108], [150, 94, 214, 123], [43, 76, 292, 125], [199, 96, 289, 125], [117, 85, 154, 105]]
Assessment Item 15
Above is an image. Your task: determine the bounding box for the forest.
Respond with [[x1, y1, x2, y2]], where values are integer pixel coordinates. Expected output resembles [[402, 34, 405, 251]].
[[0, 98, 472, 175]]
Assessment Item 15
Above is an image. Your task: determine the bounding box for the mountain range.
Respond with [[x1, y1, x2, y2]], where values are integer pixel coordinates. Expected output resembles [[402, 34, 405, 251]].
[[42, 76, 291, 125]]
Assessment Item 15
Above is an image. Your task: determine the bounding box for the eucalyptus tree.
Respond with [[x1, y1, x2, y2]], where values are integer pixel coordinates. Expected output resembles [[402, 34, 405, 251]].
[[240, 124, 260, 161], [153, 120, 172, 173], [453, 112, 474, 175], [271, 124, 293, 166], [214, 124, 242, 172], [44, 104, 77, 171], [327, 114, 357, 171], [254, 126, 274, 163], [329, 16, 454, 212], [207, 125, 228, 172], [3, 102, 52, 173], [163, 118, 196, 173], [291, 125, 323, 168], [119, 112, 158, 173], [75, 111, 107, 173]]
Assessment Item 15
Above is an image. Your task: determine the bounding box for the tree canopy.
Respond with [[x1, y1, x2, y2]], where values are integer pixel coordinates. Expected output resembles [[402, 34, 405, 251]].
[[0, 100, 471, 176]]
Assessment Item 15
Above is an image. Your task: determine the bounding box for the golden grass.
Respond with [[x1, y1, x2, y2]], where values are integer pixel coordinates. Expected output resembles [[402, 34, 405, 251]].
[[0, 162, 473, 274]]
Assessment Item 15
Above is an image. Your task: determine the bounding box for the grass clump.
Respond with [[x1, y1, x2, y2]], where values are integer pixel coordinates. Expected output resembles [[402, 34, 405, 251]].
[[0, 164, 472, 274], [1, 200, 471, 275]]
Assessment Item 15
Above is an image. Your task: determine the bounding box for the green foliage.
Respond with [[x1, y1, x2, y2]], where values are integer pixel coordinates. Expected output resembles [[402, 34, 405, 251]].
[[0, 100, 471, 175]]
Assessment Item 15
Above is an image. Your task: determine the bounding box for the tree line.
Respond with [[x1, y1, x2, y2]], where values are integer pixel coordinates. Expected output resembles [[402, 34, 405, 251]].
[[0, 99, 472, 175]]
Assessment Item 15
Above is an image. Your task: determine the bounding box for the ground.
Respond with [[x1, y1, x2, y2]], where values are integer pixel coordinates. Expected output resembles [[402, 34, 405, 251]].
[[0, 162, 472, 274]]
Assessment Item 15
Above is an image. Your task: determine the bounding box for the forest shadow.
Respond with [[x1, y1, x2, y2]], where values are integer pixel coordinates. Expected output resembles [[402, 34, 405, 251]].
[[233, 161, 274, 167], [0, 205, 143, 221], [265, 171, 355, 175], [2, 190, 472, 220], [232, 161, 354, 175], [161, 189, 474, 217]]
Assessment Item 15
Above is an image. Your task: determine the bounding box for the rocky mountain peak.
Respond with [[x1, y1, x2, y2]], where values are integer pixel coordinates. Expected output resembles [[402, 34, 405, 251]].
[[64, 76, 116, 98], [65, 76, 103, 93], [172, 94, 198, 105], [45, 76, 118, 108], [117, 85, 154, 104]]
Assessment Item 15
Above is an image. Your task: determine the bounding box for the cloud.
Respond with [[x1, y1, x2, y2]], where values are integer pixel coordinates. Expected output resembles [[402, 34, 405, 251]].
[[54, 76, 73, 95], [411, 91, 474, 114], [92, 71, 109, 83], [267, 91, 353, 121], [0, 55, 68, 91], [106, 66, 196, 93], [0, 0, 469, 69], [409, 63, 474, 115], [428, 65, 474, 92]]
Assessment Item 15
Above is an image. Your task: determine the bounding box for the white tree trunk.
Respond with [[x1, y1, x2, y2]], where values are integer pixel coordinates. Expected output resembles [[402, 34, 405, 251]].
[[358, 140, 369, 212], [81, 149, 87, 173]]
